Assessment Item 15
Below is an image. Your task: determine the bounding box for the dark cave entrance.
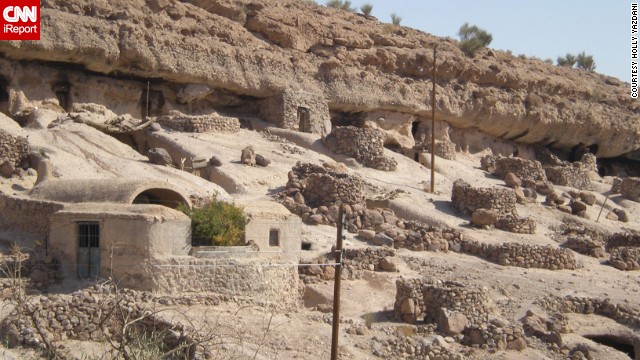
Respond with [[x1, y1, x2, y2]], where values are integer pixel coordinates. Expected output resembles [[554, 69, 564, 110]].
[[584, 335, 636, 359]]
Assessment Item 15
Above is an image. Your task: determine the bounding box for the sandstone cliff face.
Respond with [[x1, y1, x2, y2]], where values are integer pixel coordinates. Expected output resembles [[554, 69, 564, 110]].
[[0, 0, 638, 158]]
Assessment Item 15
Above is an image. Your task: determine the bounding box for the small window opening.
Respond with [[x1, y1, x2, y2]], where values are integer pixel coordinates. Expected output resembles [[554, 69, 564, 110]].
[[301, 242, 312, 251], [269, 229, 280, 247], [52, 81, 72, 111], [297, 107, 310, 132], [140, 88, 165, 118]]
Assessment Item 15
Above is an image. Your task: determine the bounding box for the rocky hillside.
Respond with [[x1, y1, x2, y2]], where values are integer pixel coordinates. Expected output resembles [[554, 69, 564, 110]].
[[1, 0, 638, 160]]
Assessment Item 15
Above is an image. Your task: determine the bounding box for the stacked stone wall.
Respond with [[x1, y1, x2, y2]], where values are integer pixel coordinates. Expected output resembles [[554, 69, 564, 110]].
[[493, 157, 547, 183], [460, 241, 578, 270], [451, 179, 517, 217], [620, 177, 640, 202], [495, 217, 536, 234], [564, 236, 606, 258], [608, 247, 640, 270], [544, 165, 591, 189], [0, 193, 64, 235], [324, 126, 397, 171], [416, 139, 456, 160], [156, 111, 241, 133], [0, 129, 30, 167], [538, 295, 640, 329], [394, 278, 492, 325], [606, 232, 640, 250]]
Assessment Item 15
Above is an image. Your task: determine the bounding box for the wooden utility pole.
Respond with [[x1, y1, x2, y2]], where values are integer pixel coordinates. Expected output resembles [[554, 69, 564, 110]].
[[431, 45, 437, 193], [330, 206, 345, 360]]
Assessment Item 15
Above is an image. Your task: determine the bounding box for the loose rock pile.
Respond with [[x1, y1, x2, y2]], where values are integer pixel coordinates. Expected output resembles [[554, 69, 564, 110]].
[[323, 126, 397, 171], [0, 129, 31, 177], [156, 111, 241, 133]]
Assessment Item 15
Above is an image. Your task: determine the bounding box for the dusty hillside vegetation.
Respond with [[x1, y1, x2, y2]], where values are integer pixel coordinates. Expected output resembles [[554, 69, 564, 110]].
[[0, 0, 639, 359]]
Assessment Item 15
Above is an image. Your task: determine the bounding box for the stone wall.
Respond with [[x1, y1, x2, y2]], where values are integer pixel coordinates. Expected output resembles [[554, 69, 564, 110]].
[[544, 164, 591, 189], [493, 157, 547, 183], [564, 236, 606, 258], [415, 139, 457, 160], [538, 295, 640, 329], [459, 240, 579, 270], [156, 111, 241, 133], [451, 179, 517, 217], [620, 177, 640, 202], [260, 89, 331, 135], [324, 126, 397, 171], [394, 278, 492, 326], [608, 247, 640, 270], [495, 217, 537, 234], [0, 128, 30, 168], [147, 257, 300, 309], [299, 247, 397, 283], [606, 232, 640, 250], [0, 193, 64, 235]]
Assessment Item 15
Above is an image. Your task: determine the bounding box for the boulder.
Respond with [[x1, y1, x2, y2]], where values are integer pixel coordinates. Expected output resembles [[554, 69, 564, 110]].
[[0, 158, 15, 177], [400, 298, 415, 315], [372, 233, 394, 247], [362, 209, 385, 228], [471, 209, 499, 227], [379, 256, 398, 272], [514, 187, 526, 204], [536, 181, 555, 195], [504, 172, 522, 188], [613, 208, 629, 222], [307, 214, 324, 225], [358, 229, 376, 240], [578, 191, 596, 206], [570, 200, 588, 214], [241, 146, 256, 165], [208, 155, 223, 167], [147, 148, 173, 166], [437, 308, 468, 335], [255, 154, 271, 167]]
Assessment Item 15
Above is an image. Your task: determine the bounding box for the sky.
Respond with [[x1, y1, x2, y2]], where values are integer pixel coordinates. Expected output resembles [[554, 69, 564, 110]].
[[339, 1, 629, 82]]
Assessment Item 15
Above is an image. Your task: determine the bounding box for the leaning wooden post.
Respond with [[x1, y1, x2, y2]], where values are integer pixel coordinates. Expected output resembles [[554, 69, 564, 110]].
[[330, 206, 345, 360], [431, 45, 437, 193]]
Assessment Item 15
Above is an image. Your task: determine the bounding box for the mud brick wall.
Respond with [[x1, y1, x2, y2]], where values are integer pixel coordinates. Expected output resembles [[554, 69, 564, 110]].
[[147, 257, 299, 309], [620, 177, 640, 202], [156, 112, 241, 133], [324, 126, 397, 171], [0, 193, 64, 235], [0, 129, 30, 167], [608, 247, 640, 271], [493, 157, 547, 183], [451, 179, 518, 217]]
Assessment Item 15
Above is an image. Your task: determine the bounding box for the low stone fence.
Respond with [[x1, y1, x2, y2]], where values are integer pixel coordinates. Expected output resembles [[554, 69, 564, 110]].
[[493, 157, 547, 183], [0, 128, 30, 168], [620, 177, 640, 202], [299, 247, 397, 283], [608, 247, 640, 271], [147, 257, 299, 309], [415, 139, 457, 160], [459, 240, 579, 270], [0, 193, 64, 235], [564, 236, 606, 258], [323, 126, 397, 171], [538, 295, 640, 329], [156, 111, 241, 133], [495, 216, 536, 234], [544, 165, 591, 189]]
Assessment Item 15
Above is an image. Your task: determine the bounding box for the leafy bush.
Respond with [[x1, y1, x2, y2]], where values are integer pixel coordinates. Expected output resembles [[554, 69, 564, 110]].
[[325, 0, 354, 11], [576, 51, 596, 71], [557, 53, 576, 67], [458, 22, 492, 56], [179, 199, 247, 246], [360, 3, 373, 17], [390, 13, 402, 25]]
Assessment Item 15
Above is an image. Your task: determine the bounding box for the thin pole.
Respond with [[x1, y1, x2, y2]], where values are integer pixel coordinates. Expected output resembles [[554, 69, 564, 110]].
[[431, 45, 437, 193], [596, 193, 610, 222], [146, 81, 150, 119], [330, 206, 345, 360]]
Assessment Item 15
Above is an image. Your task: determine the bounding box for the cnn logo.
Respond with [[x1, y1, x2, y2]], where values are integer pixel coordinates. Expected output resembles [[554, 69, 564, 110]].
[[0, 0, 40, 40]]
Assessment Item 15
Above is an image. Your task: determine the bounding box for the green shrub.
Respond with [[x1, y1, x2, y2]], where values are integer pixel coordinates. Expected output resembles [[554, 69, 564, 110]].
[[390, 13, 402, 25], [458, 22, 492, 56], [557, 53, 577, 67], [576, 51, 596, 71], [325, 0, 354, 11], [179, 199, 247, 246], [360, 3, 373, 17]]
